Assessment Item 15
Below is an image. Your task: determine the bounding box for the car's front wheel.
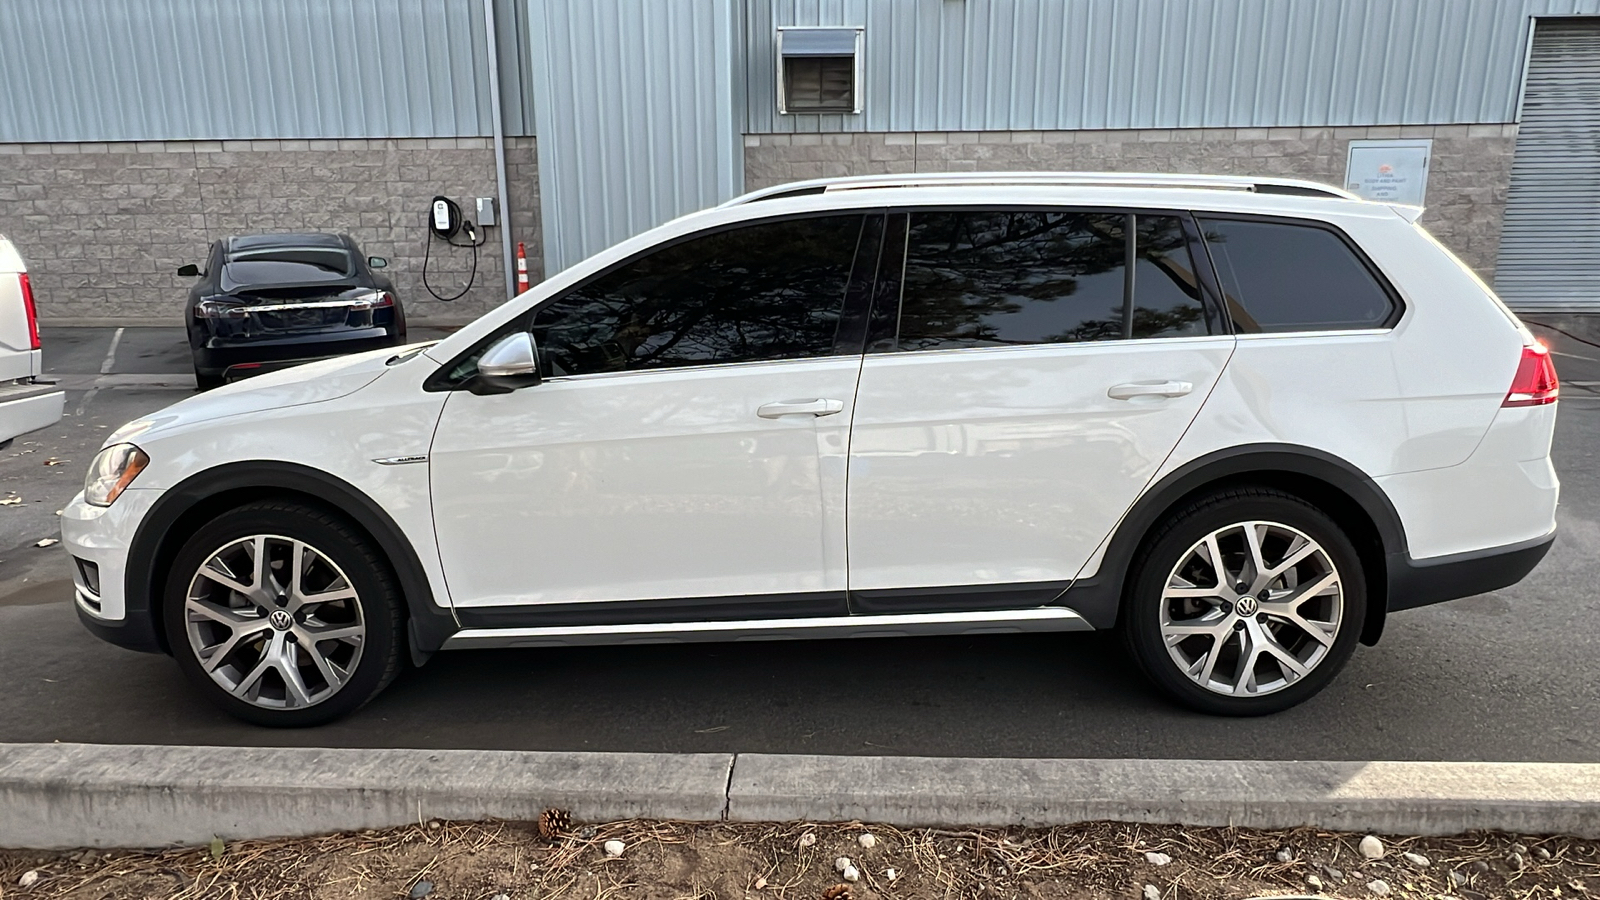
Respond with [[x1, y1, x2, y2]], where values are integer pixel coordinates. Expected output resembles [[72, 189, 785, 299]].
[[163, 501, 404, 726], [1123, 487, 1366, 716]]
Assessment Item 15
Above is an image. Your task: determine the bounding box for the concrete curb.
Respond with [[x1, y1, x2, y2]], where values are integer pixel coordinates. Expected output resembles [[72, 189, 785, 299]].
[[728, 754, 1600, 838], [0, 743, 732, 849], [4, 743, 1599, 849]]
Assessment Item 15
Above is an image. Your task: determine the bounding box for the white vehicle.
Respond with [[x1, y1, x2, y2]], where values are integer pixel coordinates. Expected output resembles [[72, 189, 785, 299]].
[[0, 236, 63, 448], [63, 173, 1559, 726]]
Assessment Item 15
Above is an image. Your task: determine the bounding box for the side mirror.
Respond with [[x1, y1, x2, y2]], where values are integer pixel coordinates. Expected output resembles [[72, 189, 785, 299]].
[[368, 256, 389, 269], [176, 264, 200, 277], [470, 332, 541, 394]]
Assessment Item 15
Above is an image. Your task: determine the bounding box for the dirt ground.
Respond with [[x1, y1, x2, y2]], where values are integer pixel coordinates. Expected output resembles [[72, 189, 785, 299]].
[[2, 818, 1596, 900]]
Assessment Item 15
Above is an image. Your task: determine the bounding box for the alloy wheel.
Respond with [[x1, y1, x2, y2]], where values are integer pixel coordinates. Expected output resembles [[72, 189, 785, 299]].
[[1159, 520, 1343, 697], [182, 534, 366, 709]]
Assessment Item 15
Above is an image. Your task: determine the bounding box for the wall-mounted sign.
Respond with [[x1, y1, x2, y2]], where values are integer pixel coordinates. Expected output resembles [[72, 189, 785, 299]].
[[1345, 139, 1432, 206]]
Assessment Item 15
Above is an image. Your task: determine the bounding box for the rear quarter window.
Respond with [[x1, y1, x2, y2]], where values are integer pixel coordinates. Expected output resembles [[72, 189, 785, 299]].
[[1198, 217, 1397, 333]]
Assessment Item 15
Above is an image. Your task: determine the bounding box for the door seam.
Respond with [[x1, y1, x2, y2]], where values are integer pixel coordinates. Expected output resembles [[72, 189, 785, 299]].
[[1056, 337, 1241, 599]]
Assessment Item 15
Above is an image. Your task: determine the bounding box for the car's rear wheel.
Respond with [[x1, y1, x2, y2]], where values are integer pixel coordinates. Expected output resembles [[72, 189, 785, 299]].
[[193, 364, 224, 391], [162, 501, 404, 726], [1122, 487, 1366, 716]]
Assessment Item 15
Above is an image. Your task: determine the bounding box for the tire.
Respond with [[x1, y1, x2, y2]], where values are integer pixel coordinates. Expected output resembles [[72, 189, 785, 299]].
[[1122, 487, 1367, 716], [193, 364, 224, 391], [162, 501, 405, 726]]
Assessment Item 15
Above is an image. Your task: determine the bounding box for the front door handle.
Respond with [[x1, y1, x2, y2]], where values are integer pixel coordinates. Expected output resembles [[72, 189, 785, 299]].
[[1108, 380, 1194, 401], [757, 398, 845, 418]]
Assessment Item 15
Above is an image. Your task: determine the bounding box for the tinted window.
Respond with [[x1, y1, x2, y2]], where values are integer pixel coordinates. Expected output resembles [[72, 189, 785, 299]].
[[890, 210, 1206, 351], [531, 215, 864, 377], [1198, 218, 1395, 332], [1132, 216, 1209, 339], [221, 247, 353, 288]]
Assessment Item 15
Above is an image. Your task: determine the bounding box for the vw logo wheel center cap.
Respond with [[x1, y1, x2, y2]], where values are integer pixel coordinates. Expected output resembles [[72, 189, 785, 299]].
[[268, 609, 293, 631]]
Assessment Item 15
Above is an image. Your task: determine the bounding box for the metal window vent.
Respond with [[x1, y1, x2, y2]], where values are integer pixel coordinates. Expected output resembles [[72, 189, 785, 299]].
[[777, 27, 863, 115]]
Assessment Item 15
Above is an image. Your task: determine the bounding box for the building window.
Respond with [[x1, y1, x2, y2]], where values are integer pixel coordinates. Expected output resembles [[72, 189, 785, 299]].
[[778, 27, 862, 115]]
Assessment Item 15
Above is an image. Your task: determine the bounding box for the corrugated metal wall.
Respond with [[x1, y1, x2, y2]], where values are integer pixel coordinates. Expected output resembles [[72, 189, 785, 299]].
[[11, 0, 1600, 143], [528, 0, 744, 273], [1494, 18, 1600, 312], [748, 0, 1600, 133], [0, 0, 534, 142]]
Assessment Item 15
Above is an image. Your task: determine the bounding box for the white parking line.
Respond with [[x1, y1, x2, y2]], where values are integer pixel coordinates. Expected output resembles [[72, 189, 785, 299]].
[[72, 386, 98, 417], [1551, 349, 1600, 363], [99, 327, 125, 375]]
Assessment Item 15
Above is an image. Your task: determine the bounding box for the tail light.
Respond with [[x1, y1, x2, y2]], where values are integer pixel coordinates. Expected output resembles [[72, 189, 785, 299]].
[[18, 273, 40, 350], [194, 299, 247, 319], [1503, 340, 1559, 407], [354, 291, 394, 310]]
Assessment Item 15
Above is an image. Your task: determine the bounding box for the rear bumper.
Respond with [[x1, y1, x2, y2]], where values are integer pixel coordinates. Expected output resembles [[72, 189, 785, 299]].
[[194, 329, 405, 377], [0, 382, 64, 444], [1386, 529, 1556, 613]]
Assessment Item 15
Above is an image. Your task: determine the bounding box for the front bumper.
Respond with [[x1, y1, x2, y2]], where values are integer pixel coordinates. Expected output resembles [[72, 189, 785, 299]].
[[61, 488, 168, 654]]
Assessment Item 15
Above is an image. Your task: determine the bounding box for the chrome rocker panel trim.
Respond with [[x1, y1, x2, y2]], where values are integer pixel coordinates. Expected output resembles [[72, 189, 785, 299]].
[[440, 607, 1092, 649]]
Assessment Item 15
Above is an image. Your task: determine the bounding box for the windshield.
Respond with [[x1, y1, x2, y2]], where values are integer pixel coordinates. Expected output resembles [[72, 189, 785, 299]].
[[221, 247, 354, 289]]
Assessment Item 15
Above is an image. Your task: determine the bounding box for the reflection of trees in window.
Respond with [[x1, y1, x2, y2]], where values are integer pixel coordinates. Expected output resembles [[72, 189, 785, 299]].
[[533, 215, 864, 377], [896, 211, 1206, 351], [1129, 215, 1206, 340]]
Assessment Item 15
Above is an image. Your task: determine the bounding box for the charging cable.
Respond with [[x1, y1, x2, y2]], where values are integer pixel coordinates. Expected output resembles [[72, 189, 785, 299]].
[[422, 203, 487, 302]]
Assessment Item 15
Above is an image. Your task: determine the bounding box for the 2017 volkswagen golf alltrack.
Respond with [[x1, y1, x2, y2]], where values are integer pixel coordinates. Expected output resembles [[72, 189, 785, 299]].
[[64, 173, 1559, 726]]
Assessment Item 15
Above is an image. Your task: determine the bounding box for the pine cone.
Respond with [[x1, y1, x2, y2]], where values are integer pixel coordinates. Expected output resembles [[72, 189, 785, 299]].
[[537, 808, 572, 841], [822, 885, 853, 900]]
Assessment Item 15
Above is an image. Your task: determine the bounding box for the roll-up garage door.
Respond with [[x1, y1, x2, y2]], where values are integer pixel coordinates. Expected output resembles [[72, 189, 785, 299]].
[[1495, 19, 1600, 313]]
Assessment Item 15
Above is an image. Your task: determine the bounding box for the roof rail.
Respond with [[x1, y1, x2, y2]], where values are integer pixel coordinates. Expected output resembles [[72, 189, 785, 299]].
[[720, 171, 1358, 207]]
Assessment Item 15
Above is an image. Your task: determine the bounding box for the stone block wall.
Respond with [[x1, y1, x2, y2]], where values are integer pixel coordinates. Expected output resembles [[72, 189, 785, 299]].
[[744, 124, 1517, 280], [0, 137, 540, 324]]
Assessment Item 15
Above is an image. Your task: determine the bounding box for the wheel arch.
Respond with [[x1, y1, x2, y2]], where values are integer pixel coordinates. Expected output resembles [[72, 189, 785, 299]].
[[1062, 444, 1404, 646], [127, 461, 457, 660]]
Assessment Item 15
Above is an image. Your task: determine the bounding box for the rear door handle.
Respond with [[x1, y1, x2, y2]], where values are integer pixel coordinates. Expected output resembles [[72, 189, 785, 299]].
[[757, 398, 845, 418], [1108, 380, 1194, 401]]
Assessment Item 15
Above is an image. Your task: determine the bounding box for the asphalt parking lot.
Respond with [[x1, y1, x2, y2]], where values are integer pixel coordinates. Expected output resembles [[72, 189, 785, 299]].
[[4, 324, 1600, 761]]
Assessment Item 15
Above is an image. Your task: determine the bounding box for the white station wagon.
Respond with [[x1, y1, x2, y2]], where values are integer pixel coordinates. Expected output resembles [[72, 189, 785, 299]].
[[64, 173, 1560, 726]]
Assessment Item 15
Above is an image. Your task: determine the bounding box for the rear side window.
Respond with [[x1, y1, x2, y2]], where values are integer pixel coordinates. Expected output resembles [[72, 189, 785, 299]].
[[531, 214, 864, 377], [1198, 218, 1396, 333], [887, 210, 1208, 352]]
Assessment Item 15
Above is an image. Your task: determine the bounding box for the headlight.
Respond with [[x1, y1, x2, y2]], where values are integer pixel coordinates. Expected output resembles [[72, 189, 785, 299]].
[[84, 444, 150, 507]]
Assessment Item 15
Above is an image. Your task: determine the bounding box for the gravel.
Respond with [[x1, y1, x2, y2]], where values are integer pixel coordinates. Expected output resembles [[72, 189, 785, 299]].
[[2, 819, 1595, 900]]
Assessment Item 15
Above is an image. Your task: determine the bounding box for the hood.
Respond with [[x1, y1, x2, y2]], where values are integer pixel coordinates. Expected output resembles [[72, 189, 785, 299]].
[[104, 345, 410, 447]]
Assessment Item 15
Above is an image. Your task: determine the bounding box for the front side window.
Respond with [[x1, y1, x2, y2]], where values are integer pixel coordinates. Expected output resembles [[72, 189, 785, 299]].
[[531, 214, 865, 377], [1198, 217, 1397, 333], [887, 210, 1207, 352]]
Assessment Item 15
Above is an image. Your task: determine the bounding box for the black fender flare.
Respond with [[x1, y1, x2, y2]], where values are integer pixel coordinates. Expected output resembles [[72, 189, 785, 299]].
[[125, 461, 459, 660], [1056, 443, 1404, 645]]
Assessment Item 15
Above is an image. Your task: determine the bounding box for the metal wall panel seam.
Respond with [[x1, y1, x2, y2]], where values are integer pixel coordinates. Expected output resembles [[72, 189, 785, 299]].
[[0, 0, 535, 141], [744, 0, 1558, 134]]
